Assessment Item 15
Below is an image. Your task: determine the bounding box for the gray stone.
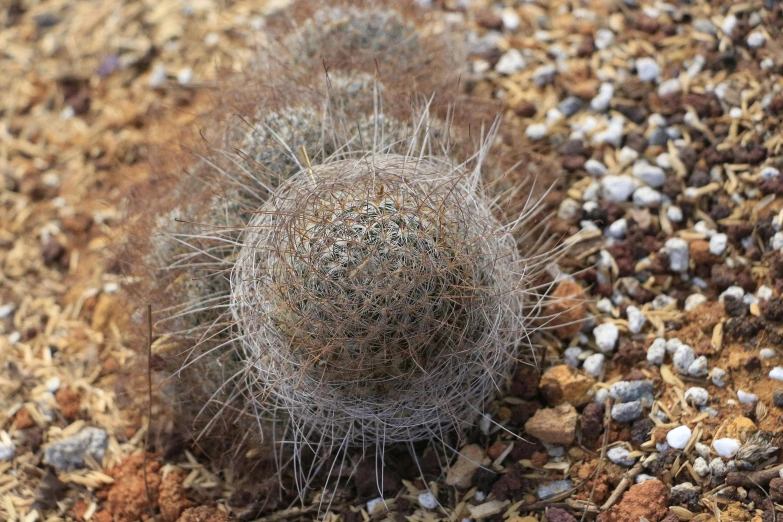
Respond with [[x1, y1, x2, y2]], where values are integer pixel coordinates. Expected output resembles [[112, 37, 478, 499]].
[[559, 96, 584, 117], [610, 380, 654, 404], [537, 480, 573, 500], [43, 427, 108, 471], [607, 446, 637, 466], [611, 400, 643, 423]]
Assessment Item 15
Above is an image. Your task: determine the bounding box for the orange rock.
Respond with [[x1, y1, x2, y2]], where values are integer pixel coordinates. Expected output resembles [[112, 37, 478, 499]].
[[487, 442, 510, 460], [544, 280, 587, 339], [176, 507, 229, 522], [524, 403, 577, 445], [539, 364, 595, 407], [725, 416, 758, 441], [14, 407, 34, 430], [55, 388, 81, 421], [596, 479, 669, 522], [689, 240, 713, 265], [106, 454, 162, 522], [159, 469, 194, 522]]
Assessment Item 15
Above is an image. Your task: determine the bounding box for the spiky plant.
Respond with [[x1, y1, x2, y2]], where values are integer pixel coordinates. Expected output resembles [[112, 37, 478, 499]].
[[124, 0, 564, 510]]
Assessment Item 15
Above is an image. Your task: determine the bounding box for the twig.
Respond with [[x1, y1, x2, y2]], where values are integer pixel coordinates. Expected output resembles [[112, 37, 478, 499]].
[[726, 463, 783, 488], [600, 461, 644, 511], [143, 304, 154, 514], [580, 397, 612, 522]]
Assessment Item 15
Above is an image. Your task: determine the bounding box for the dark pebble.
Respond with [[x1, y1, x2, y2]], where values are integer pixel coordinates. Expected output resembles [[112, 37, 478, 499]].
[[773, 389, 783, 408], [649, 127, 669, 147], [559, 138, 585, 156], [686, 170, 710, 187], [562, 155, 586, 171], [624, 131, 648, 153]]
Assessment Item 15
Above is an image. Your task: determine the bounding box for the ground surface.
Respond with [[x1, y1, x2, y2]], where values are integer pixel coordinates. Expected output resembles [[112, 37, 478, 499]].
[[3, 0, 783, 521]]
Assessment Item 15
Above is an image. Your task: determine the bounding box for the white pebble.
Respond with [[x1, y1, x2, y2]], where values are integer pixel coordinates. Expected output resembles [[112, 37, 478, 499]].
[[684, 294, 707, 312], [626, 306, 645, 334], [711, 368, 727, 388], [667, 206, 683, 223], [729, 107, 743, 119], [583, 353, 605, 378], [666, 425, 692, 449], [525, 123, 548, 141], [773, 232, 783, 251], [747, 31, 766, 48], [695, 442, 711, 460], [592, 116, 624, 146], [418, 492, 438, 510], [710, 458, 727, 477], [693, 457, 710, 477], [619, 147, 639, 163], [737, 390, 757, 404], [760, 167, 780, 180], [665, 338, 682, 354], [564, 347, 583, 368], [590, 83, 614, 112], [707, 233, 727, 256], [149, 63, 167, 88], [635, 57, 660, 82], [176, 68, 193, 85], [595, 29, 614, 50], [632, 162, 666, 187], [45, 377, 61, 393], [758, 286, 773, 300], [585, 159, 608, 177], [495, 49, 526, 75], [632, 187, 663, 207], [593, 323, 619, 353], [367, 498, 384, 514], [601, 175, 638, 202], [558, 198, 580, 220], [760, 348, 775, 360], [606, 218, 627, 240], [647, 338, 666, 365], [532, 64, 557, 87], [673, 344, 695, 374], [665, 238, 689, 272], [657, 78, 681, 97], [719, 286, 744, 303], [770, 367, 783, 381], [501, 8, 520, 30], [684, 387, 709, 406], [656, 153, 672, 169], [722, 15, 737, 36], [607, 446, 637, 466], [688, 356, 709, 377], [713, 438, 740, 459]]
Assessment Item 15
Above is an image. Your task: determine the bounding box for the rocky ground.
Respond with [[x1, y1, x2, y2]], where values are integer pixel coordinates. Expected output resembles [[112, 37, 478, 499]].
[[3, 0, 783, 521]]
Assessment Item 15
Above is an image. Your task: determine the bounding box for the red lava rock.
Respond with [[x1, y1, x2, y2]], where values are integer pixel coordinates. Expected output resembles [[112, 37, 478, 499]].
[[546, 507, 577, 522], [159, 470, 194, 522], [55, 388, 81, 421], [487, 442, 510, 460], [581, 402, 604, 442], [14, 407, 34, 430], [176, 507, 229, 522], [531, 451, 548, 467], [770, 477, 783, 502], [105, 455, 162, 522], [596, 479, 669, 522], [689, 240, 713, 265]]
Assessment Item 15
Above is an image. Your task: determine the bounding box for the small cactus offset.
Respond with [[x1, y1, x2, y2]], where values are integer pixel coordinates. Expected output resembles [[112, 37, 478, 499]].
[[125, 0, 563, 505]]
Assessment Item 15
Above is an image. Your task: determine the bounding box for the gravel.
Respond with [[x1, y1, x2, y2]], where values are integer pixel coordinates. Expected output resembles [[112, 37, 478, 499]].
[[688, 356, 709, 377], [607, 446, 637, 466], [601, 175, 638, 202], [647, 338, 666, 365], [611, 401, 643, 423], [525, 123, 548, 141], [495, 49, 526, 74], [626, 305, 645, 333], [666, 425, 692, 450], [713, 438, 740, 459], [610, 380, 654, 403], [43, 427, 108, 471], [665, 238, 689, 272], [632, 186, 663, 207], [585, 159, 608, 177], [583, 353, 605, 377], [737, 390, 758, 403], [711, 368, 727, 388], [635, 57, 660, 82], [632, 162, 666, 187], [709, 233, 728, 255], [418, 492, 438, 509], [593, 323, 619, 353], [770, 367, 783, 381], [684, 387, 709, 406], [672, 344, 695, 374], [684, 294, 707, 312], [532, 64, 556, 86], [537, 480, 573, 500]]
